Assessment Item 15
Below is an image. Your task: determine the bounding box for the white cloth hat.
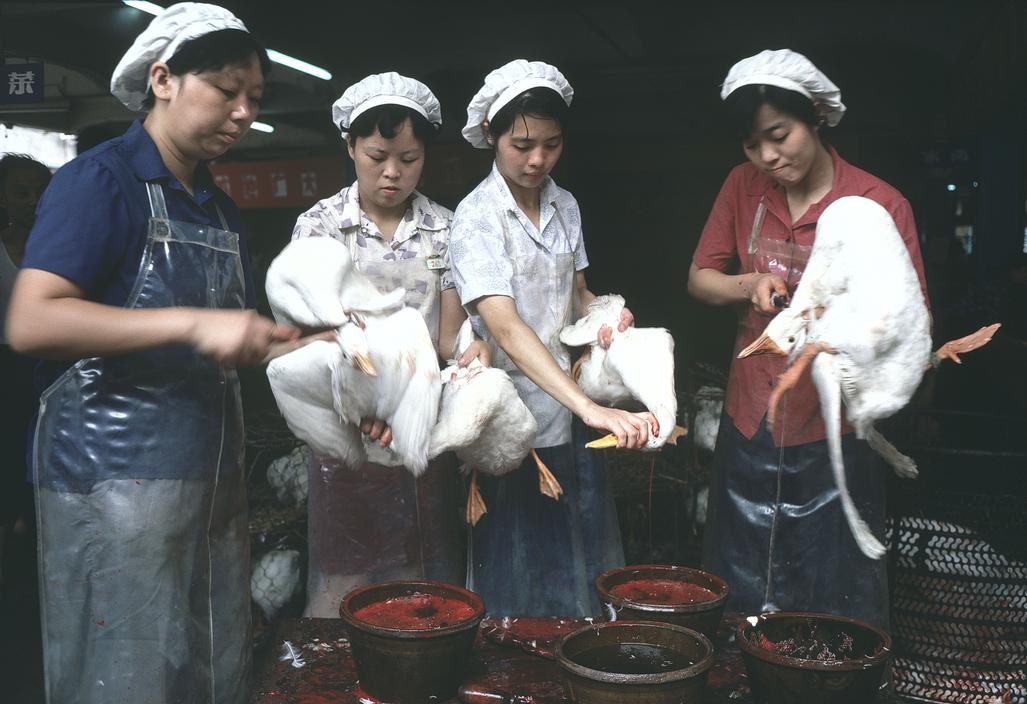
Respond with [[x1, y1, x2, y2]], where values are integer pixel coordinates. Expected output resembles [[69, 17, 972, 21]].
[[331, 72, 442, 134], [462, 59, 573, 149], [720, 49, 846, 127], [111, 2, 249, 112]]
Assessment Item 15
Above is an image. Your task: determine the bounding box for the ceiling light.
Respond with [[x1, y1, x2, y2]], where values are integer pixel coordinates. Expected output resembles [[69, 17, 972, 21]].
[[122, 0, 164, 14], [265, 49, 332, 81], [121, 2, 332, 81], [250, 121, 274, 133]]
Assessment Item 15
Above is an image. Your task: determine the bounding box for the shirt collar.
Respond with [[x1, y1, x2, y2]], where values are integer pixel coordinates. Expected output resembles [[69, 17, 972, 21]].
[[746, 145, 849, 227], [337, 182, 443, 242], [121, 120, 218, 206], [488, 162, 559, 213]]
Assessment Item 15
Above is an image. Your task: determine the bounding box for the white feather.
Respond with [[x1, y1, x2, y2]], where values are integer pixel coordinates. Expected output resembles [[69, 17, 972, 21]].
[[266, 445, 310, 508]]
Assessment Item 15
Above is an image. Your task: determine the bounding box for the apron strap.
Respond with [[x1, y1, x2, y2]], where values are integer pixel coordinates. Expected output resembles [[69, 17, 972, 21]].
[[146, 182, 231, 232], [747, 196, 767, 255], [146, 182, 169, 220]]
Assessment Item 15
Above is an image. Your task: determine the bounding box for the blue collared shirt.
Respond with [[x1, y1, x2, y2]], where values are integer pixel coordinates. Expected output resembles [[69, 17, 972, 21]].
[[24, 120, 255, 309]]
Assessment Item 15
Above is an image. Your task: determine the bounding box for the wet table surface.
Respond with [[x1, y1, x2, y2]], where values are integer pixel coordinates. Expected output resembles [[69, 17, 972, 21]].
[[252, 613, 906, 703]]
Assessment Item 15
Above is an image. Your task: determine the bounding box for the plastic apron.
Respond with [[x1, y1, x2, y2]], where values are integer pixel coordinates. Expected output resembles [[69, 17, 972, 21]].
[[34, 182, 251, 703], [469, 205, 624, 617], [701, 195, 890, 630], [304, 227, 463, 618]]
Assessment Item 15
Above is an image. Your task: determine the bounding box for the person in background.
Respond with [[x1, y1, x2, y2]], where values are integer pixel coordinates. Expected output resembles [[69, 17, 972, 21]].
[[687, 49, 929, 630], [449, 60, 653, 617], [291, 72, 489, 616], [0, 154, 50, 585], [5, 4, 322, 702]]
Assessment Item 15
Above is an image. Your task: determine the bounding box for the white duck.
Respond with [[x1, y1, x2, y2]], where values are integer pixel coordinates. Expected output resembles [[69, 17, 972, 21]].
[[429, 320, 540, 524], [559, 294, 686, 450], [738, 196, 1000, 559]]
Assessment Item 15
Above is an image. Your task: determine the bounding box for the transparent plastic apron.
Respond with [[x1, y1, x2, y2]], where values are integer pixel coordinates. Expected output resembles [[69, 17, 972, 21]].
[[702, 196, 889, 629], [34, 183, 250, 704], [482, 210, 575, 448], [304, 226, 463, 617]]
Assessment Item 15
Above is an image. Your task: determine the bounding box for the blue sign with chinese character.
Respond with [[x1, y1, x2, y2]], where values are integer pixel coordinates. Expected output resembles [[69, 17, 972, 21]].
[[1, 63, 44, 104]]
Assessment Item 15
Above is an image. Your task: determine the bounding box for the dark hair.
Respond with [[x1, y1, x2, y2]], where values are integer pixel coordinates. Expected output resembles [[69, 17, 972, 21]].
[[0, 153, 51, 191], [486, 87, 568, 143], [724, 84, 819, 140], [142, 29, 271, 109], [346, 104, 436, 146]]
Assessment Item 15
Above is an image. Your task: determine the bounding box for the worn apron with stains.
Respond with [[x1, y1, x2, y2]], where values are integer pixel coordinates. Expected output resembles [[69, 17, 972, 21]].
[[469, 207, 623, 617], [34, 182, 251, 703], [304, 229, 464, 618], [701, 196, 890, 630]]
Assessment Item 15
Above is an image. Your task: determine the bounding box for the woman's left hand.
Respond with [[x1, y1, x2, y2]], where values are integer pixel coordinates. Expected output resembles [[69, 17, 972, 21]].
[[459, 338, 492, 367]]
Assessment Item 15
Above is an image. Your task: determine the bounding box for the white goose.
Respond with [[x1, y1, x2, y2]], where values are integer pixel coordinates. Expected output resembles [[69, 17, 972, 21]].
[[559, 294, 685, 450], [738, 196, 999, 559], [265, 237, 441, 475], [429, 320, 539, 524]]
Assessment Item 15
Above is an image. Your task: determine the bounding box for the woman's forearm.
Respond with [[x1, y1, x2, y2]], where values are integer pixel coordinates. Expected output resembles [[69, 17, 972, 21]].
[[477, 295, 591, 417], [687, 262, 758, 306]]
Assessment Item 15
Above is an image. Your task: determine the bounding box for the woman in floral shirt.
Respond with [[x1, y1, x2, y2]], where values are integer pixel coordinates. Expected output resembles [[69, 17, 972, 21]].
[[292, 73, 487, 617]]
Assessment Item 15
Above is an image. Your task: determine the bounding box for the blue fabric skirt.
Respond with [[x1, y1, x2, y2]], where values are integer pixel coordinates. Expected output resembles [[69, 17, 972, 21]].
[[470, 419, 624, 617]]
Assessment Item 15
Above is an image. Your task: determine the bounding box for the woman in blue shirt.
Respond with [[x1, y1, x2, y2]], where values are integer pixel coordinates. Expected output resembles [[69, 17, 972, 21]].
[[6, 5, 317, 702]]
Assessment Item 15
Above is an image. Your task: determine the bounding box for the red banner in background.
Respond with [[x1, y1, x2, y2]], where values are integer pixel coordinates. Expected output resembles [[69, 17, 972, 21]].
[[209, 156, 348, 209]]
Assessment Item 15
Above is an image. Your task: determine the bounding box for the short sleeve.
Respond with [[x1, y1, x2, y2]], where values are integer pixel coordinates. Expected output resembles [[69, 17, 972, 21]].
[[23, 159, 133, 298], [567, 199, 589, 271], [291, 201, 336, 241], [693, 169, 742, 272], [448, 194, 514, 305]]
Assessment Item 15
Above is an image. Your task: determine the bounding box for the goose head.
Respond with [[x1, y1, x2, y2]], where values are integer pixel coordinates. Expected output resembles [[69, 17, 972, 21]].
[[336, 316, 377, 376], [738, 307, 807, 358]]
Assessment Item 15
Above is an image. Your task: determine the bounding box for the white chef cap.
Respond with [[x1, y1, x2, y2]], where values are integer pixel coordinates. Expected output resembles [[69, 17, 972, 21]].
[[720, 49, 846, 127], [462, 59, 574, 149], [111, 2, 249, 112], [331, 72, 442, 135]]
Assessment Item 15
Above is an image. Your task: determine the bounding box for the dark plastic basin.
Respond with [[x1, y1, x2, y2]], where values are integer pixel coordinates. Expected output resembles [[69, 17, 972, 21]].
[[339, 580, 484, 703], [737, 612, 892, 704], [555, 620, 714, 703], [595, 564, 729, 640]]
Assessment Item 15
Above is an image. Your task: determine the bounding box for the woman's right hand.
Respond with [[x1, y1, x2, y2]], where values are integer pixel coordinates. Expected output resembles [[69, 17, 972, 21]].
[[748, 273, 790, 316], [579, 403, 655, 449], [187, 309, 299, 367]]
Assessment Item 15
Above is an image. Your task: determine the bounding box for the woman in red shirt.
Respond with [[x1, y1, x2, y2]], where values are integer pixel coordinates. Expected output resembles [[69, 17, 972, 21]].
[[688, 50, 928, 630]]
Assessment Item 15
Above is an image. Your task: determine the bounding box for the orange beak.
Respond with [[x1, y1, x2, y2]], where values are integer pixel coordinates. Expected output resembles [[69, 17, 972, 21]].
[[738, 333, 785, 359], [352, 352, 377, 376]]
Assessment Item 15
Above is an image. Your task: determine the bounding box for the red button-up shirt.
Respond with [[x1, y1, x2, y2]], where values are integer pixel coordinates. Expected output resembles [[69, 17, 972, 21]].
[[693, 147, 930, 446]]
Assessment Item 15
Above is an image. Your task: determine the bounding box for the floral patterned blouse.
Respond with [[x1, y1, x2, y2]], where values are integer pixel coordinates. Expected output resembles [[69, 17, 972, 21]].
[[291, 181, 455, 290]]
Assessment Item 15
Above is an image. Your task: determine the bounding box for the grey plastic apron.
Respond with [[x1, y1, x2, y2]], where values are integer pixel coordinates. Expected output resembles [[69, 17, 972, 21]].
[[304, 225, 463, 617], [701, 195, 890, 630], [34, 182, 251, 703]]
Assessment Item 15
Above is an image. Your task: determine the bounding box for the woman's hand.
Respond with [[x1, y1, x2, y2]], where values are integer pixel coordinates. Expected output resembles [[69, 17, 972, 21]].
[[748, 273, 790, 316], [579, 403, 656, 449], [188, 309, 299, 367], [458, 338, 492, 367], [360, 417, 393, 448]]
